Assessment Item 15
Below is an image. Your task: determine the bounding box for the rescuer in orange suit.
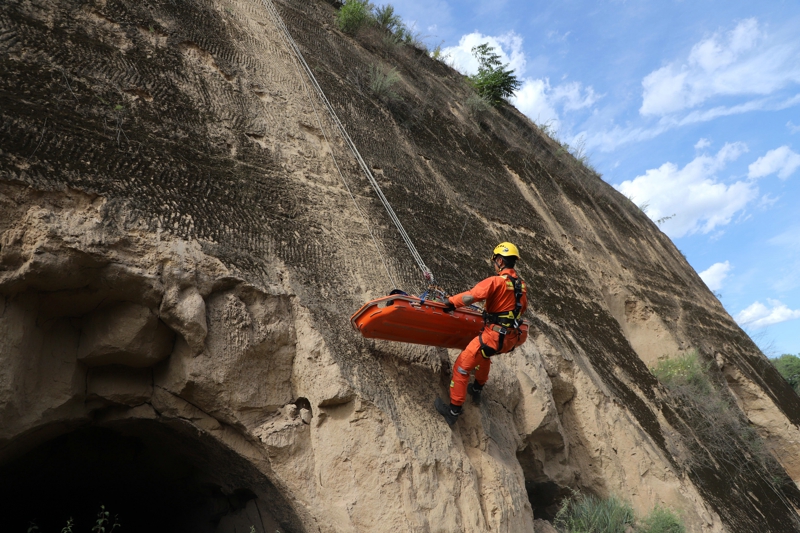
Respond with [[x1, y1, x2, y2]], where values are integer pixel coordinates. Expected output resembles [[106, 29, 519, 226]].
[[435, 242, 528, 426]]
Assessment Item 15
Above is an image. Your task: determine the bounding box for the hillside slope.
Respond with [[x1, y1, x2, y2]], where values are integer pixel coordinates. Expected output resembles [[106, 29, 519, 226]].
[[2, 0, 800, 531]]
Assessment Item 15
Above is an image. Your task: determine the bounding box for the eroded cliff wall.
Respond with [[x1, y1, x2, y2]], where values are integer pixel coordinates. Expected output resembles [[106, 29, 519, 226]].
[[2, 0, 800, 531]]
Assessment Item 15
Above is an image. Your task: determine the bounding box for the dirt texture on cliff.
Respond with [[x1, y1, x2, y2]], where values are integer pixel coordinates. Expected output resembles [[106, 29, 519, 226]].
[[2, 0, 800, 531]]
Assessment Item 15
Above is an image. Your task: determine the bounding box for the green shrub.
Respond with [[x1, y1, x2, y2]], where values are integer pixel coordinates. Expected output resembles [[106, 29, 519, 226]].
[[639, 506, 685, 533], [373, 4, 401, 32], [430, 41, 447, 61], [466, 93, 490, 115], [368, 63, 400, 100], [771, 353, 800, 394], [336, 0, 373, 35], [554, 493, 634, 533], [651, 351, 712, 395], [468, 43, 521, 106]]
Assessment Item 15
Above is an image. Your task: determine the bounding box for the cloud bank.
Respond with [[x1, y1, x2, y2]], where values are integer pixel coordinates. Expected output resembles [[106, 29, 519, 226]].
[[614, 143, 756, 238], [735, 299, 800, 328], [748, 146, 800, 179], [699, 261, 731, 292], [640, 19, 800, 117]]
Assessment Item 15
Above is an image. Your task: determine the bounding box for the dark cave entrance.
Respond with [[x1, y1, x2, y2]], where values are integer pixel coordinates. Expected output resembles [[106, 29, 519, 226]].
[[0, 420, 302, 533], [517, 445, 572, 522]]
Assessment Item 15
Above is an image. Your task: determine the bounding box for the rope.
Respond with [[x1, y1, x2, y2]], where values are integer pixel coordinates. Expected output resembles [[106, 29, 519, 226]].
[[261, 0, 396, 288], [260, 0, 435, 287]]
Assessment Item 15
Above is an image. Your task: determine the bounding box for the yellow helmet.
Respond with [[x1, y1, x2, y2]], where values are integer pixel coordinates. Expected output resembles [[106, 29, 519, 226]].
[[492, 242, 520, 260]]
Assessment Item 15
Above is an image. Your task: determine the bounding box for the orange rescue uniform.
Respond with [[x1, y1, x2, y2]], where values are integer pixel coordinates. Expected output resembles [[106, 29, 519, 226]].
[[448, 268, 528, 406]]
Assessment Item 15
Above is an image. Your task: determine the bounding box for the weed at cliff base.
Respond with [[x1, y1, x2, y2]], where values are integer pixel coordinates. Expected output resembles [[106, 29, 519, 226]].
[[554, 493, 686, 533], [28, 505, 119, 533], [638, 505, 685, 533], [554, 493, 634, 533]]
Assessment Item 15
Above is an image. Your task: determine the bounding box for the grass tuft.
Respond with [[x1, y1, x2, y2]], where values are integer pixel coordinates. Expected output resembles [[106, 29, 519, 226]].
[[368, 63, 401, 100], [651, 351, 712, 395], [554, 493, 634, 533], [466, 93, 490, 116], [639, 506, 685, 533]]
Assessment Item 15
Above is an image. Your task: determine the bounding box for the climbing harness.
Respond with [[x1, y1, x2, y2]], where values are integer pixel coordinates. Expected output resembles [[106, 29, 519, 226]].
[[260, 0, 434, 288], [478, 273, 526, 358]]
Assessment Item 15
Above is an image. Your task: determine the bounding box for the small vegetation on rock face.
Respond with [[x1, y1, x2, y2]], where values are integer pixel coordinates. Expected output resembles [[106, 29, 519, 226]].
[[651, 351, 712, 394], [465, 93, 490, 116], [638, 505, 685, 533], [336, 0, 373, 35], [771, 353, 800, 394], [373, 4, 401, 32], [336, 2, 424, 48], [468, 43, 521, 106], [368, 63, 401, 100], [651, 351, 785, 480]]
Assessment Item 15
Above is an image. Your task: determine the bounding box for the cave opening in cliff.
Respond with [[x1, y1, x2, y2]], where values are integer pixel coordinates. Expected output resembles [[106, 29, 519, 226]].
[[516, 445, 571, 522], [0, 420, 301, 533]]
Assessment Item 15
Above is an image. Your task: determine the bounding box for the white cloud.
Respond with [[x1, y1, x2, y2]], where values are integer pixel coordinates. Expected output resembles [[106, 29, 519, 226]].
[[748, 146, 800, 179], [442, 31, 527, 76], [443, 31, 598, 130], [588, 94, 797, 153], [615, 143, 757, 238], [735, 299, 800, 328], [551, 82, 599, 111], [758, 193, 779, 208], [699, 261, 731, 291], [695, 138, 711, 150], [640, 19, 800, 117], [789, 121, 800, 134], [512, 79, 560, 127]]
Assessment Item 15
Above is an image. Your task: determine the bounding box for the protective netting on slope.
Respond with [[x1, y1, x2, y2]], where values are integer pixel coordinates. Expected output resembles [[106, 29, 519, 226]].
[[261, 0, 435, 289]]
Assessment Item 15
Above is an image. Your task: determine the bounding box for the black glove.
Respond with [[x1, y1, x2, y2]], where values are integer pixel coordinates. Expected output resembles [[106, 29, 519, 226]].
[[442, 300, 456, 313]]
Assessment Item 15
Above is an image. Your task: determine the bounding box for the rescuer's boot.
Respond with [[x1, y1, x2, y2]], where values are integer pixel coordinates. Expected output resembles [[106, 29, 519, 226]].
[[468, 382, 483, 405], [435, 397, 462, 426]]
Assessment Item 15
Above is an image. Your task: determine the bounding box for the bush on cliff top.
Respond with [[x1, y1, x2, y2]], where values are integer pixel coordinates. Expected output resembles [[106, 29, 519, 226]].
[[336, 0, 373, 34], [468, 42, 521, 106]]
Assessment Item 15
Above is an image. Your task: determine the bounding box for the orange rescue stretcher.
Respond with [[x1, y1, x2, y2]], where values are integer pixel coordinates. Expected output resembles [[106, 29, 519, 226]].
[[350, 291, 529, 350]]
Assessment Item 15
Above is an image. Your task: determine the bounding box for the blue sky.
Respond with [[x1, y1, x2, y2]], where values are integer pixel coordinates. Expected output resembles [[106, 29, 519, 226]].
[[386, 0, 800, 356]]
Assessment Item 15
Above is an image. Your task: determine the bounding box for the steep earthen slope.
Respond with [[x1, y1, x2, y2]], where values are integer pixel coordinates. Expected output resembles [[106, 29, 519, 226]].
[[2, 0, 800, 531]]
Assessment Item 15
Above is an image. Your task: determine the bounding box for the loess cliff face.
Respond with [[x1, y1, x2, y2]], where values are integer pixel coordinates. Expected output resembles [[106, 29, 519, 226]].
[[2, 0, 800, 531]]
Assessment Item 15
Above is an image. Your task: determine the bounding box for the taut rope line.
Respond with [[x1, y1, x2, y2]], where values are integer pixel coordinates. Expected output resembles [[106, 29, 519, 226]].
[[261, 0, 435, 288]]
